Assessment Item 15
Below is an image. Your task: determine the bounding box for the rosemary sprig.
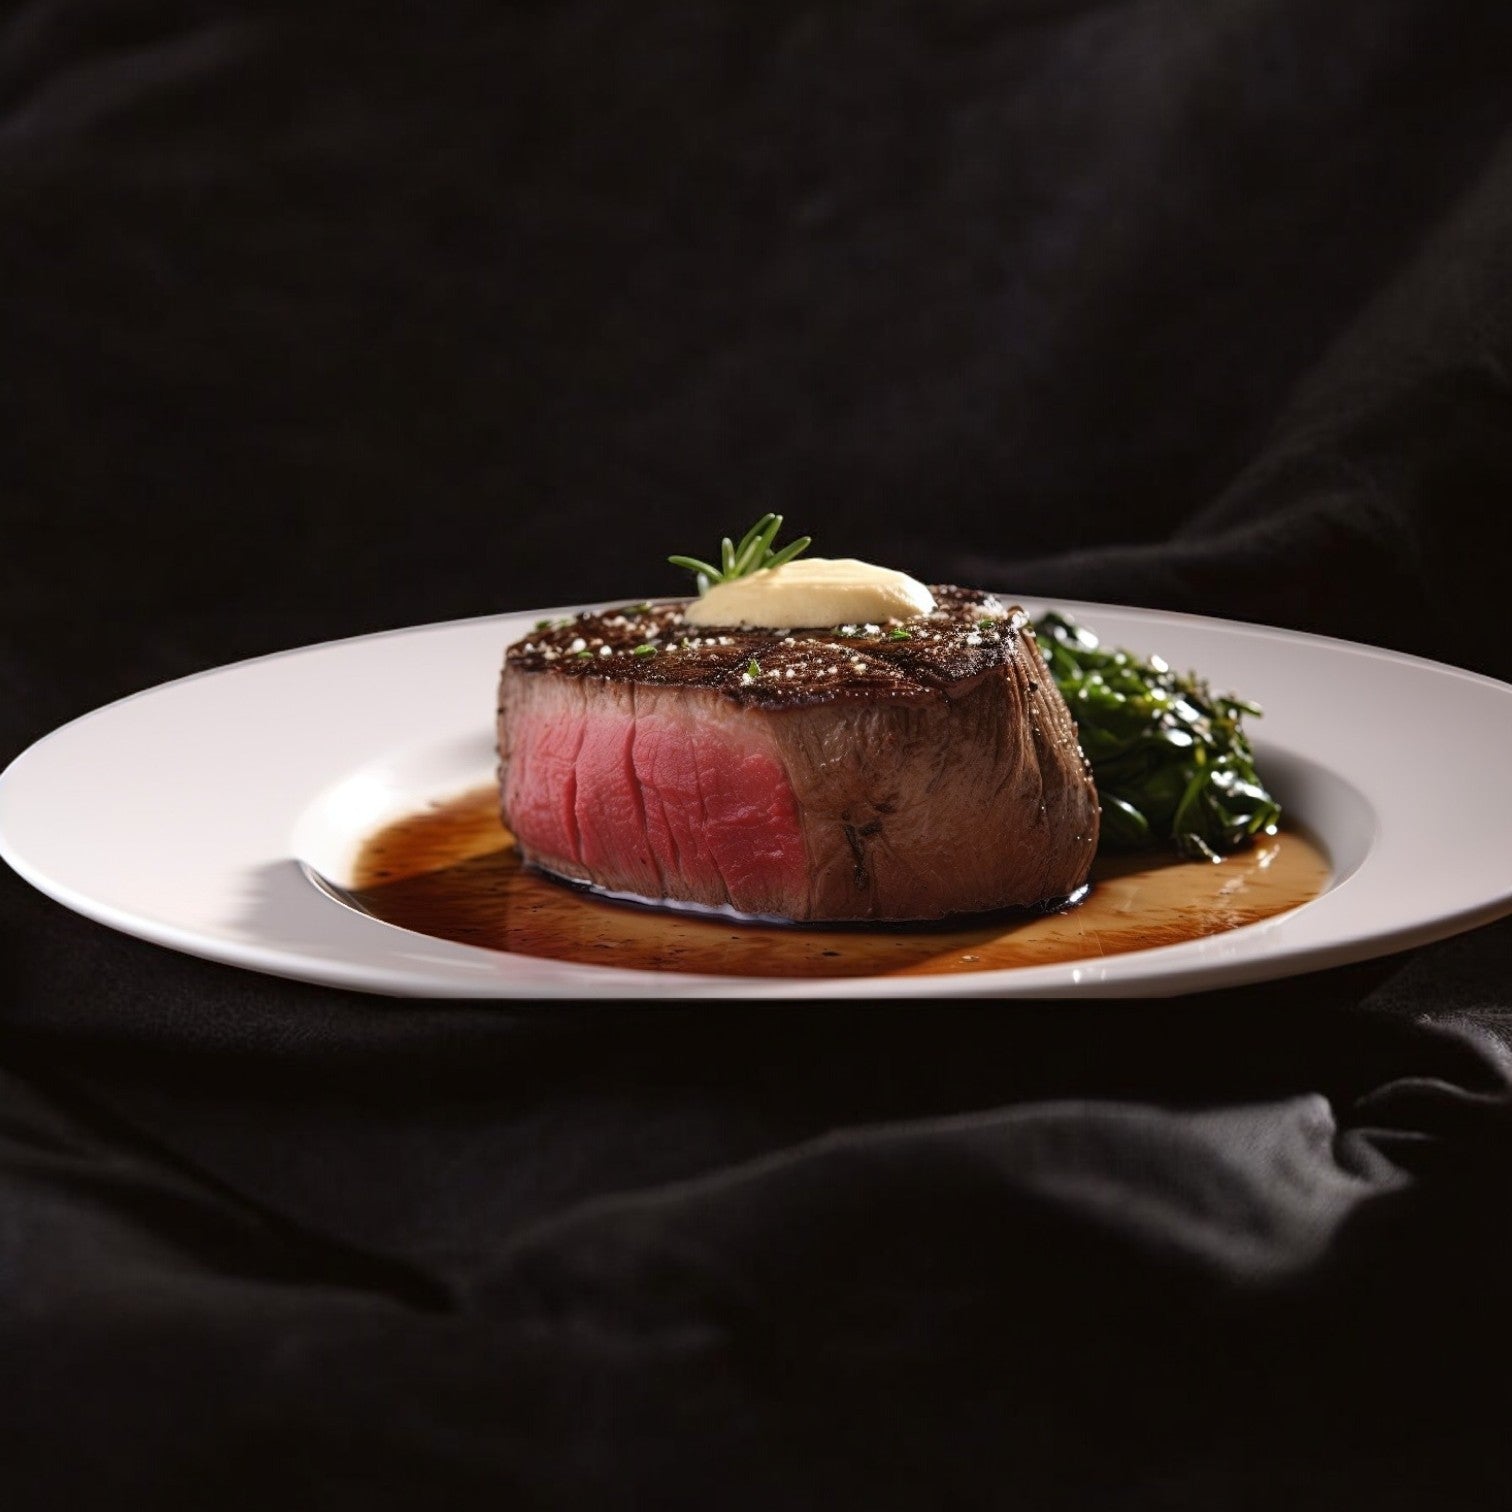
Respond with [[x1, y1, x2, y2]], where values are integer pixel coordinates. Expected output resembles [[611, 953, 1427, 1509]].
[[669, 513, 812, 595]]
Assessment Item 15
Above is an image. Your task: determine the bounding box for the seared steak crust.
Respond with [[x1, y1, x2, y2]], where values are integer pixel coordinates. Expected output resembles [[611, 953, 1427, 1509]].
[[499, 588, 1100, 922], [508, 586, 1036, 707]]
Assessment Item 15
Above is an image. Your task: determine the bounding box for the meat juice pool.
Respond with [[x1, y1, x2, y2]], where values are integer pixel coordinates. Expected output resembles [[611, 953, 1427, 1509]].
[[341, 787, 1330, 980]]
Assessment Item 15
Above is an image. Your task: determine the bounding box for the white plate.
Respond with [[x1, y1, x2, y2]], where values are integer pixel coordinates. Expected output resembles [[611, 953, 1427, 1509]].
[[3, 599, 1510, 999]]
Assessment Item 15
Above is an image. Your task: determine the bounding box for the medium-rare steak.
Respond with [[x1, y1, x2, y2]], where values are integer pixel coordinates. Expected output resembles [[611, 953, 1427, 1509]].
[[498, 587, 1099, 922]]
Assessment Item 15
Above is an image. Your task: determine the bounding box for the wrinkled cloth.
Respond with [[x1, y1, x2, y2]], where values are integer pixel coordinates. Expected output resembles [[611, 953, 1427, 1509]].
[[4, 2, 1512, 1507]]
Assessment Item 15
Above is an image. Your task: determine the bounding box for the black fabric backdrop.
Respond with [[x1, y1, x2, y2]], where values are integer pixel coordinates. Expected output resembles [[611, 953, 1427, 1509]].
[[5, 2, 1512, 1506]]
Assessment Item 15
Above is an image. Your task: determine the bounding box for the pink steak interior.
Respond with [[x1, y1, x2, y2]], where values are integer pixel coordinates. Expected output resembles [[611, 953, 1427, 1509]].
[[503, 707, 808, 914]]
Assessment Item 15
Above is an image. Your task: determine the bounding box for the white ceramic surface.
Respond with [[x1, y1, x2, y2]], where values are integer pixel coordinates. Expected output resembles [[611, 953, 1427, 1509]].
[[3, 600, 1510, 999]]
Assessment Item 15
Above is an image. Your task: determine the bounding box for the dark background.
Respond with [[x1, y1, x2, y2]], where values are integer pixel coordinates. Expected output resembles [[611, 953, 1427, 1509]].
[[4, 2, 1512, 1507]]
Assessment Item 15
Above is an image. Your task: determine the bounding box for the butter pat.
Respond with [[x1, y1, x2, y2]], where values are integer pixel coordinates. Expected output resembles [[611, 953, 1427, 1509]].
[[684, 557, 937, 629]]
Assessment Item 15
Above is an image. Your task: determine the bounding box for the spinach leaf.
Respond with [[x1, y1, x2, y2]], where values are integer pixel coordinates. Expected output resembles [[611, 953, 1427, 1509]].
[[1033, 611, 1281, 859]]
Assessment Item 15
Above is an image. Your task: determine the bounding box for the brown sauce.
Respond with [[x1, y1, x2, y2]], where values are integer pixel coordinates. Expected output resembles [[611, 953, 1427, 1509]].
[[340, 786, 1331, 980]]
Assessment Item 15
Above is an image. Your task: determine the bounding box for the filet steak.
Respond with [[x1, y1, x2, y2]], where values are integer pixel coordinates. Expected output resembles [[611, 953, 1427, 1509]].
[[498, 588, 1099, 922]]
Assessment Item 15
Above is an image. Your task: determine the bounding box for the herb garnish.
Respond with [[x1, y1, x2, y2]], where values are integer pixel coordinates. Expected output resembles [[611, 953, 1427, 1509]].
[[632, 643, 657, 657], [746, 658, 761, 678], [669, 513, 812, 595], [888, 627, 912, 640], [1033, 611, 1281, 860]]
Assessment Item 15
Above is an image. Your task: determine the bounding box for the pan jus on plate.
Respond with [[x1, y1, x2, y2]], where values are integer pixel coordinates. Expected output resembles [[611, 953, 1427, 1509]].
[[497, 518, 1277, 924]]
